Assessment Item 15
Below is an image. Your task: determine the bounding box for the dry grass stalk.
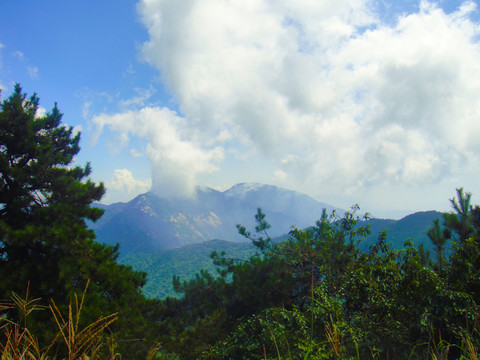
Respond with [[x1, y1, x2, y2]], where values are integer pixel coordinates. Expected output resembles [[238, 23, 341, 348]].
[[0, 287, 46, 360], [324, 316, 342, 359], [0, 323, 39, 360], [0, 280, 119, 360], [49, 280, 117, 360], [461, 332, 479, 360], [145, 342, 162, 360]]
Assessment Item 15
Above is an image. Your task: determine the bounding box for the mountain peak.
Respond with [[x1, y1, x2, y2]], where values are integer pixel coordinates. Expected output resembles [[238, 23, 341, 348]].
[[93, 182, 342, 253], [224, 182, 269, 198]]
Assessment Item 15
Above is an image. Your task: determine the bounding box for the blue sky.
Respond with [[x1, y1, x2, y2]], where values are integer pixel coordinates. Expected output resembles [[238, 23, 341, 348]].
[[1, 0, 480, 218]]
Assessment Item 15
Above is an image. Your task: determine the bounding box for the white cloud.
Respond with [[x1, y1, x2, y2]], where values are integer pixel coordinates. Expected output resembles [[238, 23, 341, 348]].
[[72, 125, 83, 137], [108, 168, 151, 194], [97, 0, 480, 211], [82, 101, 92, 120], [76, 88, 115, 112], [118, 86, 156, 108], [93, 107, 224, 198]]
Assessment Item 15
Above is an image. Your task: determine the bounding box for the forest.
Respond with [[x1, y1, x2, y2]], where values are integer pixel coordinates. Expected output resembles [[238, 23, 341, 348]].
[[1, 86, 480, 359]]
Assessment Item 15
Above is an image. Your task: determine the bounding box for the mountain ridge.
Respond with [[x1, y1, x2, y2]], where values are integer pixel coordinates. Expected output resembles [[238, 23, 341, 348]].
[[121, 209, 444, 299], [92, 182, 342, 253]]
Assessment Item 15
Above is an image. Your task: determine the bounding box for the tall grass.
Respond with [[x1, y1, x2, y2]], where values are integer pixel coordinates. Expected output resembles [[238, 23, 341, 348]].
[[0, 282, 160, 360], [49, 284, 117, 359]]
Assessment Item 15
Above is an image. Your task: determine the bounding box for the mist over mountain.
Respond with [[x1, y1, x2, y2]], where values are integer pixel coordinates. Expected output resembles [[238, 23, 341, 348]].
[[93, 183, 342, 253]]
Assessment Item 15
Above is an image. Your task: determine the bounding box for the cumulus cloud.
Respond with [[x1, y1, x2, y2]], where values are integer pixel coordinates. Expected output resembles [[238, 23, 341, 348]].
[[93, 107, 224, 198], [131, 0, 480, 209], [109, 169, 152, 194]]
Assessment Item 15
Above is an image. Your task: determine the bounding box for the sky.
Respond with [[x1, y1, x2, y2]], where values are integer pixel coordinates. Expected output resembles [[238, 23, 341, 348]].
[[1, 0, 480, 218]]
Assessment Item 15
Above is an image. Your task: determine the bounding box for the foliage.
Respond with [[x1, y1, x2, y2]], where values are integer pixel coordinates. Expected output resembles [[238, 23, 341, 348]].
[[0, 85, 161, 358], [154, 194, 480, 359], [119, 211, 442, 301]]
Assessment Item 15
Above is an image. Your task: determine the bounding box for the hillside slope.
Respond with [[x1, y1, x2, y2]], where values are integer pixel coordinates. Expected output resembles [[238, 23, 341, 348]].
[[122, 210, 444, 299]]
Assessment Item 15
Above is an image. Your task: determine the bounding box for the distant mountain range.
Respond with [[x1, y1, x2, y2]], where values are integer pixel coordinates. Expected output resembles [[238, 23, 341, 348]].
[[92, 183, 342, 253], [89, 182, 445, 299], [121, 209, 444, 299]]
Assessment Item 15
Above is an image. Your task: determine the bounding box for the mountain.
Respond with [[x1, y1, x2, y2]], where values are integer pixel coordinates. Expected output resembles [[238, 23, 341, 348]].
[[120, 210, 444, 299], [361, 210, 443, 250], [92, 183, 342, 253]]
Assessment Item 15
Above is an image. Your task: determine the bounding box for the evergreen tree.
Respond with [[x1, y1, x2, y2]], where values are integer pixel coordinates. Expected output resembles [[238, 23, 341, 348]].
[[0, 84, 104, 299], [444, 188, 475, 243], [444, 188, 480, 304], [427, 218, 450, 269], [0, 85, 160, 358]]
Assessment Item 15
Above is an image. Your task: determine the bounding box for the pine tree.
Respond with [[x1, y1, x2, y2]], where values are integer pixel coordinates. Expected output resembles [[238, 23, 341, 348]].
[[0, 85, 160, 358], [0, 84, 104, 297], [427, 218, 450, 269]]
